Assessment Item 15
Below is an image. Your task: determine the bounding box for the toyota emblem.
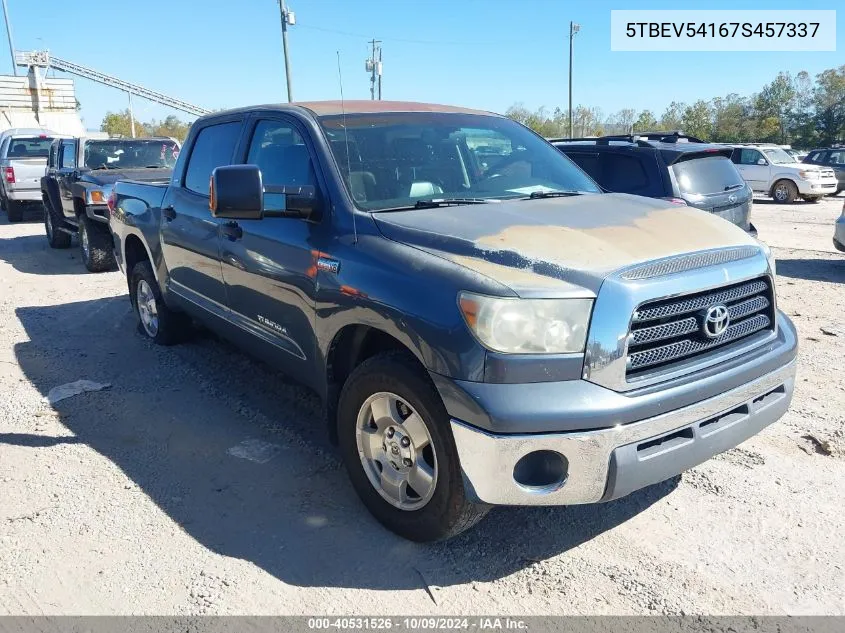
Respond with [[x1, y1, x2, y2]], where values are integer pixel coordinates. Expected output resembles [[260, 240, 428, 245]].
[[728, 194, 737, 203], [702, 305, 730, 338]]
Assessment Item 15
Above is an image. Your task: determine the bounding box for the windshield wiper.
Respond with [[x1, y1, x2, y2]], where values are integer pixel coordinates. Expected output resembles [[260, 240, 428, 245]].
[[724, 183, 744, 191], [412, 198, 490, 209], [526, 190, 584, 199]]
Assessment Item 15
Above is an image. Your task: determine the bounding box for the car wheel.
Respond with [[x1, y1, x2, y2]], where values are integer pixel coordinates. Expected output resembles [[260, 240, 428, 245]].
[[337, 351, 489, 541], [129, 260, 191, 345], [6, 200, 23, 222], [44, 200, 71, 249], [79, 214, 117, 272], [800, 195, 821, 203], [772, 180, 798, 203]]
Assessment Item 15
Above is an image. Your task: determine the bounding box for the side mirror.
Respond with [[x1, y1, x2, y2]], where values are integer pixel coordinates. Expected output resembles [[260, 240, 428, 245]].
[[210, 164, 263, 220], [757, 158, 767, 166]]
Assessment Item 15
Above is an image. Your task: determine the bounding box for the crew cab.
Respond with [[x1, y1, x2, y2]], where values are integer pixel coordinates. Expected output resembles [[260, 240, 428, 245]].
[[41, 135, 179, 271], [729, 144, 837, 203], [0, 128, 60, 222], [109, 102, 797, 541]]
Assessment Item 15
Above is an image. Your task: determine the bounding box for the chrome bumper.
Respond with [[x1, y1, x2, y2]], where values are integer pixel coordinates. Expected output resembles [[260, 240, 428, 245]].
[[451, 359, 796, 506]]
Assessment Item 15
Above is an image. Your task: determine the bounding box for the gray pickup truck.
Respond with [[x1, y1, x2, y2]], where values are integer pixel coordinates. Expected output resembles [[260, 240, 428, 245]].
[[0, 128, 59, 222], [109, 101, 797, 541], [41, 136, 179, 271]]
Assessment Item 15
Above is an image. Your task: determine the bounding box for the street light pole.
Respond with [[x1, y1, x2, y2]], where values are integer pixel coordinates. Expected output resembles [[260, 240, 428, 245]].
[[278, 0, 294, 102], [1, 0, 17, 77], [568, 21, 580, 138]]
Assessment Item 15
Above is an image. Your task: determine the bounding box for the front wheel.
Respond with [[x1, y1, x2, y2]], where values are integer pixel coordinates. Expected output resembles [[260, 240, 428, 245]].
[[45, 200, 71, 248], [337, 352, 489, 541], [772, 180, 798, 203], [800, 195, 821, 203], [79, 214, 116, 272], [129, 260, 191, 345]]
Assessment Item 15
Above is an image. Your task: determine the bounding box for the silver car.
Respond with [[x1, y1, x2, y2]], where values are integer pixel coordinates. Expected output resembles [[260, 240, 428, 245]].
[[835, 197, 845, 252]]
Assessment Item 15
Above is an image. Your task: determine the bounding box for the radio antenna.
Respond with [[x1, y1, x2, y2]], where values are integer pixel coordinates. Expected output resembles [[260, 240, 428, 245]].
[[337, 50, 357, 245]]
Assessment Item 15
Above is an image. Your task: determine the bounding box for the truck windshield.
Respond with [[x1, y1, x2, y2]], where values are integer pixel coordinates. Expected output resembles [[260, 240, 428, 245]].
[[762, 148, 797, 165], [84, 139, 180, 170], [7, 137, 53, 158], [671, 156, 745, 196], [318, 112, 600, 210]]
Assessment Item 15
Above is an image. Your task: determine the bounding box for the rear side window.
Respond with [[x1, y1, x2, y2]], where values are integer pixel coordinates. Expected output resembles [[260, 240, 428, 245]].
[[598, 153, 652, 195], [733, 149, 763, 166], [672, 156, 745, 195], [564, 151, 600, 180], [829, 150, 845, 165], [184, 121, 241, 196], [7, 137, 53, 158]]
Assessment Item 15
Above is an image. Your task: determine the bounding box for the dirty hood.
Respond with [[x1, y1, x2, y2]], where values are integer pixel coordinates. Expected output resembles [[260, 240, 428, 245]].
[[372, 193, 758, 296]]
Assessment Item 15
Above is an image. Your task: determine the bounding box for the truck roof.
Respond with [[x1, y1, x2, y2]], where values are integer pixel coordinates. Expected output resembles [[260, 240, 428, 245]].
[[200, 100, 498, 120]]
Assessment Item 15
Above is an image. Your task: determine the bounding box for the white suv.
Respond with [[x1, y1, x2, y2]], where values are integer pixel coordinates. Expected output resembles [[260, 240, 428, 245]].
[[730, 144, 837, 203]]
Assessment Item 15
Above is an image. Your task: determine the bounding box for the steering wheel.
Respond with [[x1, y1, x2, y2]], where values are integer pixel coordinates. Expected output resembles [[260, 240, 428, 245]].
[[482, 148, 532, 180]]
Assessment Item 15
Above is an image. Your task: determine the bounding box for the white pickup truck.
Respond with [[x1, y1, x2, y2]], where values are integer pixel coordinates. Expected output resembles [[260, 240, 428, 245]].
[[729, 144, 838, 203], [0, 128, 61, 222]]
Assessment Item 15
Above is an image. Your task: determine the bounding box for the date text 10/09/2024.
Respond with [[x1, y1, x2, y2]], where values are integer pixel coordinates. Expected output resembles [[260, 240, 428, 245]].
[[625, 22, 820, 39], [307, 618, 528, 630]]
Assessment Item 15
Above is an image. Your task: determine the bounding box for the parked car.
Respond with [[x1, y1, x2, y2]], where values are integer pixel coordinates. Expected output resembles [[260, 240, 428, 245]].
[[728, 144, 837, 203], [802, 147, 845, 195], [550, 132, 757, 235], [835, 198, 845, 252], [109, 101, 796, 542], [0, 128, 61, 222], [41, 136, 180, 271], [783, 148, 807, 162]]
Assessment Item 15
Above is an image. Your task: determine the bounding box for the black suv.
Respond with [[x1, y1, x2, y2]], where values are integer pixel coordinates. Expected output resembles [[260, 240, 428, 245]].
[[551, 132, 756, 235], [802, 147, 845, 195]]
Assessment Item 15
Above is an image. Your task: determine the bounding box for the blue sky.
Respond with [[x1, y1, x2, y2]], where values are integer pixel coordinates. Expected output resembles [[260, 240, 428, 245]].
[[2, 0, 841, 130]]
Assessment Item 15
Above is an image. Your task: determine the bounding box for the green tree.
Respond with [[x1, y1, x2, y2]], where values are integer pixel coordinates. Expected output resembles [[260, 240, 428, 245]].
[[659, 101, 686, 131], [150, 115, 192, 141], [633, 110, 657, 132], [682, 100, 713, 140], [813, 65, 845, 146], [100, 109, 151, 138], [756, 72, 796, 143], [613, 108, 636, 134]]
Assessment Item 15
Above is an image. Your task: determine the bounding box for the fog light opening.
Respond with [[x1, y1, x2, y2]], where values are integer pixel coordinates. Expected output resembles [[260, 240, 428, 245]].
[[513, 450, 569, 493]]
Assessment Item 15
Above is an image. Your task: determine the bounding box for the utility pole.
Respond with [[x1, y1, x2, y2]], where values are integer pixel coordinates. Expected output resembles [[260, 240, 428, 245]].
[[127, 91, 136, 138], [278, 0, 295, 102], [1, 0, 17, 76], [568, 21, 580, 137], [366, 39, 382, 100]]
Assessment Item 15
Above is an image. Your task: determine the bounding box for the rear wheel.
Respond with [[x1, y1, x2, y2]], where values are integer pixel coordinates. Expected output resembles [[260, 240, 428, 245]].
[[337, 352, 489, 541], [129, 260, 191, 345], [772, 180, 798, 203], [6, 200, 23, 222], [79, 214, 116, 272], [44, 199, 71, 249]]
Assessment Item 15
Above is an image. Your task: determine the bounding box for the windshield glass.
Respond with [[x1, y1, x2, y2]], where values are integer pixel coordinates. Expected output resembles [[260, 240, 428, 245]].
[[7, 137, 53, 158], [318, 112, 600, 210], [671, 156, 745, 195], [762, 147, 797, 164], [84, 139, 180, 170]]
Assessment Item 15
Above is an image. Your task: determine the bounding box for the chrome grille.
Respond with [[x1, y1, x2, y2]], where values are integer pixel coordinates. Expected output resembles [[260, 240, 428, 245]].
[[627, 277, 774, 376], [620, 247, 758, 281]]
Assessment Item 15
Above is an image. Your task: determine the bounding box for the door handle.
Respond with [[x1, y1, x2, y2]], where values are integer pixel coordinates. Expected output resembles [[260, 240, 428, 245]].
[[220, 221, 243, 241], [162, 205, 176, 221]]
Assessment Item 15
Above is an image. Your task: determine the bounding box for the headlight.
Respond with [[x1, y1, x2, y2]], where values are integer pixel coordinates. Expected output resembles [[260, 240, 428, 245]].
[[458, 292, 593, 354], [757, 240, 776, 276], [798, 169, 819, 180]]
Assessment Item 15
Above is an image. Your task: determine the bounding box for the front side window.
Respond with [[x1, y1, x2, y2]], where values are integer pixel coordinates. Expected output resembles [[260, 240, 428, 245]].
[[59, 141, 76, 168], [806, 151, 824, 163], [737, 149, 763, 165], [184, 122, 241, 196], [319, 112, 600, 210], [246, 119, 315, 210]]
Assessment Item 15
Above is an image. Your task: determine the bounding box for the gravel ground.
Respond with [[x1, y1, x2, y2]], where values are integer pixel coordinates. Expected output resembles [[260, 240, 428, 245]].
[[0, 196, 843, 615]]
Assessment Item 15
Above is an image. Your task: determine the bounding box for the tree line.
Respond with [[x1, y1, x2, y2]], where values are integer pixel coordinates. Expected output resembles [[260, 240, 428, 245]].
[[100, 110, 192, 141], [506, 64, 845, 148]]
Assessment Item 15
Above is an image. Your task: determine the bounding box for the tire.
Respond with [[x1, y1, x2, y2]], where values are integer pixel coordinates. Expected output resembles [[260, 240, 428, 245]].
[[129, 260, 191, 345], [835, 188, 843, 196], [79, 213, 116, 272], [800, 195, 821, 203], [6, 200, 23, 222], [44, 198, 71, 249], [772, 180, 798, 203], [337, 351, 489, 541]]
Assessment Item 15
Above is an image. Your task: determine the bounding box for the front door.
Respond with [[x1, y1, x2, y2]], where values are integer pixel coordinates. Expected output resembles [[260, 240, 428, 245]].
[[57, 139, 78, 220], [732, 148, 769, 192], [160, 119, 243, 309], [219, 116, 326, 384]]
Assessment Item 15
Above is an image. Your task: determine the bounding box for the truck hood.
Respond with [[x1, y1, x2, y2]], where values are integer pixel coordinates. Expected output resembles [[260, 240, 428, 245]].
[[82, 168, 172, 186], [372, 193, 759, 296]]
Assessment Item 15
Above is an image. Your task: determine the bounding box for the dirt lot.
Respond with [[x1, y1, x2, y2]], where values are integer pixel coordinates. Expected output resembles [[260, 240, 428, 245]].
[[0, 196, 843, 616]]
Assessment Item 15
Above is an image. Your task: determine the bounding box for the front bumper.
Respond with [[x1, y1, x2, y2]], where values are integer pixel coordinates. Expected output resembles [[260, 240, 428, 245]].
[[452, 358, 795, 506], [795, 179, 837, 195]]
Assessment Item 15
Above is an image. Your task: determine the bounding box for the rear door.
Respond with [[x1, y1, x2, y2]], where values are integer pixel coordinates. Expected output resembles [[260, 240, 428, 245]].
[[671, 153, 752, 230], [731, 148, 768, 191], [160, 118, 243, 309], [218, 114, 326, 383], [57, 139, 78, 219]]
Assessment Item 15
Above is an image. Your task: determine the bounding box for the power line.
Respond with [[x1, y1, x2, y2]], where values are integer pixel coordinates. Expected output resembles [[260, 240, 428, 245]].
[[296, 23, 533, 47]]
